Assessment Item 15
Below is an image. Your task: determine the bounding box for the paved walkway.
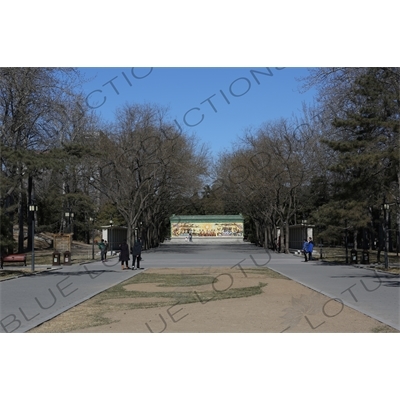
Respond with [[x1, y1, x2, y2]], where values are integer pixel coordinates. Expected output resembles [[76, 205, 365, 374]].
[[266, 257, 400, 331], [1, 242, 399, 332], [0, 258, 142, 333]]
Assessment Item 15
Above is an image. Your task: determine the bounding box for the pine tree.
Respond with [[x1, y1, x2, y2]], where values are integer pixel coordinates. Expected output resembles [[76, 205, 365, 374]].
[[319, 68, 399, 247], [325, 68, 399, 206]]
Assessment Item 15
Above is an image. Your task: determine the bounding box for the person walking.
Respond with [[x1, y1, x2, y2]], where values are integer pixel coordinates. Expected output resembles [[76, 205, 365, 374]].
[[119, 239, 130, 270], [308, 237, 314, 261], [104, 240, 109, 260], [98, 239, 106, 262], [131, 238, 143, 270], [302, 239, 309, 262]]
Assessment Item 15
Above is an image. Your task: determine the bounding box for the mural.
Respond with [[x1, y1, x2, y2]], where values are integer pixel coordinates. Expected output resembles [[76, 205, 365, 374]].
[[172, 222, 243, 237]]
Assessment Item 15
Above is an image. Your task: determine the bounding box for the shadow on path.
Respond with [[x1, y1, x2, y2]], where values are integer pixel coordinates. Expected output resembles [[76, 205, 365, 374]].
[[26, 269, 122, 278]]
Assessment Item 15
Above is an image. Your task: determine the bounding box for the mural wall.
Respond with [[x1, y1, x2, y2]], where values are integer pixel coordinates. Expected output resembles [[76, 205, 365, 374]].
[[171, 221, 243, 237]]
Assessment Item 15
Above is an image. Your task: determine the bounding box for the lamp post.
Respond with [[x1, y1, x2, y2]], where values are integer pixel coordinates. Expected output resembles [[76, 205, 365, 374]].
[[29, 203, 38, 272], [301, 220, 307, 250], [65, 210, 75, 235], [89, 217, 95, 260], [345, 219, 349, 264], [383, 203, 389, 270], [65, 210, 74, 262], [140, 221, 143, 249], [316, 223, 323, 260], [109, 218, 113, 256]]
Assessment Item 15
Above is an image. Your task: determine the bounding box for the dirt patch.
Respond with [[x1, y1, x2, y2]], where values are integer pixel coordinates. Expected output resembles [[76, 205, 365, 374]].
[[28, 267, 398, 333]]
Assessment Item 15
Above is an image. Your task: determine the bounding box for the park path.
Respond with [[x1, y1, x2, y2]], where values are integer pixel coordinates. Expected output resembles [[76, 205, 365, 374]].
[[0, 258, 142, 333], [1, 241, 399, 332], [143, 242, 400, 330], [265, 257, 400, 331]]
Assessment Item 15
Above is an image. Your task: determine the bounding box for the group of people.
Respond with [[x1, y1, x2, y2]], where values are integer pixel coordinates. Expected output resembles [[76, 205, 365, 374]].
[[98, 238, 143, 270], [302, 237, 314, 262], [119, 239, 143, 270]]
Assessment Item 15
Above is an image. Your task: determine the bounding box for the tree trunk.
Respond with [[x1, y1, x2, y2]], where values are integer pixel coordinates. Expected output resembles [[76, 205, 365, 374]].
[[126, 224, 133, 249], [284, 220, 290, 254], [264, 225, 268, 249], [279, 222, 284, 253], [6, 195, 15, 254], [397, 211, 400, 256]]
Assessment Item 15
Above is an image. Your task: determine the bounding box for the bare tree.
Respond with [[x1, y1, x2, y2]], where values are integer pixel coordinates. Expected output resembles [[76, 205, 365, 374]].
[[89, 103, 208, 248], [215, 118, 311, 252], [0, 67, 82, 253]]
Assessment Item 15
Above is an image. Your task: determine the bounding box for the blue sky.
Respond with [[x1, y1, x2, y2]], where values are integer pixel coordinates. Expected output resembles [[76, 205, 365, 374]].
[[79, 68, 318, 157]]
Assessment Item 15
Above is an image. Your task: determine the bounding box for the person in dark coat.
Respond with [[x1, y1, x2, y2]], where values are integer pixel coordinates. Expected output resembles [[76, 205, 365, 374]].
[[308, 237, 314, 261], [302, 239, 309, 262], [119, 240, 130, 270], [131, 238, 143, 270], [104, 240, 109, 260]]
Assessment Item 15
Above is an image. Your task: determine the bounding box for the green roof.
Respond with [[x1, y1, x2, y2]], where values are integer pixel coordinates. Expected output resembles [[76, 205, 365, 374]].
[[170, 214, 243, 223]]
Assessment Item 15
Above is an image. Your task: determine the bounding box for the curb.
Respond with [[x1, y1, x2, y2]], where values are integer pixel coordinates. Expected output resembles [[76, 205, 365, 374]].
[[0, 266, 63, 282]]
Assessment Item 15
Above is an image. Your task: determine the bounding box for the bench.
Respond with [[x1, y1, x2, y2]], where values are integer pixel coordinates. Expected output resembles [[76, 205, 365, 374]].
[[1, 254, 27, 269]]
